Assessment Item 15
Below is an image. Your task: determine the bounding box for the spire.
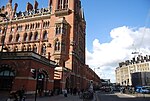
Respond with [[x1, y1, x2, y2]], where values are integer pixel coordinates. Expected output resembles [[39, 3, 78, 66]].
[[13, 3, 18, 12], [26, 2, 33, 11], [48, 0, 52, 8], [34, 0, 38, 9], [81, 7, 85, 20], [8, 0, 12, 4]]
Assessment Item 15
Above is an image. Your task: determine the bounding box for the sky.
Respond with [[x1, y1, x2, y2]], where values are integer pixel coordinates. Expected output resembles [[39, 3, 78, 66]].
[[1, 0, 150, 83]]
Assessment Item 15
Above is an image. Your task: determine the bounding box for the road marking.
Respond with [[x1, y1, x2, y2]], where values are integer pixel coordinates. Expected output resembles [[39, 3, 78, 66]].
[[115, 93, 136, 98]]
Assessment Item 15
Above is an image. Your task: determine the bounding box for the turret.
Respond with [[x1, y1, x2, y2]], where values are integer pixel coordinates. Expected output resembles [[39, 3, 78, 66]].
[[8, 0, 12, 4], [34, 0, 38, 10], [26, 2, 33, 11], [48, 0, 52, 8], [14, 3, 18, 13]]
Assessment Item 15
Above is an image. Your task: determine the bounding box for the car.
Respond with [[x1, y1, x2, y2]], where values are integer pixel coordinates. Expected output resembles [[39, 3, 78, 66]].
[[136, 86, 150, 94]]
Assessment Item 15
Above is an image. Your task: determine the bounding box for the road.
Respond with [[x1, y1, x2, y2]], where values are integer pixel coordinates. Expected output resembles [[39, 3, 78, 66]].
[[96, 91, 150, 101]]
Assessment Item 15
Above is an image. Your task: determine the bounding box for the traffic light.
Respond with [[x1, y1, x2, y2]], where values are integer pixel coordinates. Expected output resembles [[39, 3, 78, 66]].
[[30, 68, 36, 79]]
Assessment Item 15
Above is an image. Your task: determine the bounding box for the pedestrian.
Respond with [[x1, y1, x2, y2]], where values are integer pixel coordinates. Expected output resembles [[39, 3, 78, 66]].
[[64, 89, 67, 97], [73, 87, 77, 95], [110, 86, 114, 93], [18, 86, 25, 101]]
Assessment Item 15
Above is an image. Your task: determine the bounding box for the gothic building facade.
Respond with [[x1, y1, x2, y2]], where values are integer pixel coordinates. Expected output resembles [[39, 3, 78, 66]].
[[0, 0, 101, 93]]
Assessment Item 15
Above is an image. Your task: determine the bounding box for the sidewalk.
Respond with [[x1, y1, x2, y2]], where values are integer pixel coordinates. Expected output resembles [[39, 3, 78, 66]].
[[0, 92, 97, 101], [26, 94, 83, 101], [25, 93, 97, 101]]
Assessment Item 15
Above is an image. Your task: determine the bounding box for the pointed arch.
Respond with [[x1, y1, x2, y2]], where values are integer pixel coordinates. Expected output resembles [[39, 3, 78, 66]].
[[34, 31, 38, 41], [9, 35, 13, 43], [14, 46, 18, 52], [15, 34, 20, 42], [33, 44, 37, 53], [23, 33, 28, 42], [28, 32, 33, 41], [43, 30, 48, 40], [22, 45, 26, 51], [41, 43, 46, 56], [54, 38, 60, 51], [27, 44, 32, 51]]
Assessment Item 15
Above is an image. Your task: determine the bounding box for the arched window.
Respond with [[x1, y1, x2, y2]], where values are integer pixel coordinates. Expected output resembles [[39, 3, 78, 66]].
[[29, 32, 33, 41], [54, 39, 60, 51], [34, 32, 38, 41], [0, 68, 15, 90], [1, 35, 4, 43], [33, 44, 37, 53], [0, 70, 15, 76], [57, 0, 68, 10], [57, 0, 62, 10], [41, 44, 46, 56], [22, 45, 26, 51], [14, 46, 18, 52], [43, 31, 48, 40], [27, 45, 32, 51], [55, 24, 61, 35], [15, 34, 20, 42], [23, 33, 28, 41], [64, 0, 68, 9], [9, 35, 13, 43]]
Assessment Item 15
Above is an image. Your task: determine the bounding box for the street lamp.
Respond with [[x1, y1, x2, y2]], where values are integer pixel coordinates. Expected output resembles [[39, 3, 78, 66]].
[[0, 13, 8, 53], [94, 67, 100, 73], [93, 67, 100, 90]]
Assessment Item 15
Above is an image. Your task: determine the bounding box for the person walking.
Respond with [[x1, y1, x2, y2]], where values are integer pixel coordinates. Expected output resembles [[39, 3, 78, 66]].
[[64, 89, 68, 97]]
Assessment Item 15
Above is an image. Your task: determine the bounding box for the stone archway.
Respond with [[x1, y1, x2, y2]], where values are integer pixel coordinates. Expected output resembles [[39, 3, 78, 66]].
[[0, 66, 15, 91], [37, 70, 49, 96]]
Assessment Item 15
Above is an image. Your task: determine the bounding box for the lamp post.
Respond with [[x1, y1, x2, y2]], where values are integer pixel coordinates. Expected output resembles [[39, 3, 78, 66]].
[[93, 67, 100, 90], [0, 13, 8, 62]]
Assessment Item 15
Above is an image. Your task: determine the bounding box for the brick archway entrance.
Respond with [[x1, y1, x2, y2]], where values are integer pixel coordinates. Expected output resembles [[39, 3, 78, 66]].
[[0, 65, 15, 91]]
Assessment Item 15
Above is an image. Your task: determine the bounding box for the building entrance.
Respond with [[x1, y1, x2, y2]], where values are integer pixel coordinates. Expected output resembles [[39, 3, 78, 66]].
[[0, 70, 15, 91]]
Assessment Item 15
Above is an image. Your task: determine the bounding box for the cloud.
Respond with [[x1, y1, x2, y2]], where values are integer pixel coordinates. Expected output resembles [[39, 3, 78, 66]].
[[86, 26, 150, 83]]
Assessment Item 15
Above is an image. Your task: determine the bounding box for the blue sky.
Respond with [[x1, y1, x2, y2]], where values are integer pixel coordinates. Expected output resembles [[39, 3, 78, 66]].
[[1, 0, 150, 82], [82, 0, 150, 51], [1, 0, 150, 50]]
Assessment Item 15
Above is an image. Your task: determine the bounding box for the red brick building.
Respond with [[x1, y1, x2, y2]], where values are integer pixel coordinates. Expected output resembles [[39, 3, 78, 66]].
[[0, 0, 101, 92], [0, 51, 56, 94]]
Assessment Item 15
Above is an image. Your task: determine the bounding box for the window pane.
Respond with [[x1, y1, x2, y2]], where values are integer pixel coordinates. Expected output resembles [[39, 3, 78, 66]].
[[4, 70, 10, 76]]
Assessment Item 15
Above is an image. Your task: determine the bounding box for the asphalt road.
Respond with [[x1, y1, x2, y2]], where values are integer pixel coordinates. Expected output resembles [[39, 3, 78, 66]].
[[96, 91, 150, 101]]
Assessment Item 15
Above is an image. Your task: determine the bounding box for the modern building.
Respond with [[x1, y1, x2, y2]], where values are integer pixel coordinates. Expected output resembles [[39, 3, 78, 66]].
[[131, 72, 150, 86], [116, 55, 150, 86], [0, 0, 101, 93]]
